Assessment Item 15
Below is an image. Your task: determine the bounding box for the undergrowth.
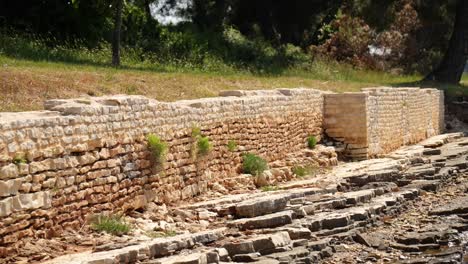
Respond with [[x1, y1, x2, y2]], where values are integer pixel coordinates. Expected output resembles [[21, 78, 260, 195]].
[[90, 214, 131, 236], [242, 153, 268, 176]]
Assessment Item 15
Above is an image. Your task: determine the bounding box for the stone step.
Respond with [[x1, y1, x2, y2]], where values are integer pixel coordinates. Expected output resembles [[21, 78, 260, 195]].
[[228, 211, 294, 231]]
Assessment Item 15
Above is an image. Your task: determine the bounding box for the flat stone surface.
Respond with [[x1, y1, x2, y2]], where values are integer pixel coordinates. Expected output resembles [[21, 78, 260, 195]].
[[235, 195, 288, 218], [229, 211, 293, 230]]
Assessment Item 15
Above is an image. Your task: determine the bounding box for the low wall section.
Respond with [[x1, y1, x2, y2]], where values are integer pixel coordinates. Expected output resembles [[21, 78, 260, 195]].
[[324, 88, 444, 159], [0, 87, 443, 247], [0, 89, 324, 246]]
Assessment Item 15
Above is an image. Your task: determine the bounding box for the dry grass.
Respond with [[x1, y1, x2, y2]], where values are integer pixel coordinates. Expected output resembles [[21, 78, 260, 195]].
[[0, 55, 450, 112]]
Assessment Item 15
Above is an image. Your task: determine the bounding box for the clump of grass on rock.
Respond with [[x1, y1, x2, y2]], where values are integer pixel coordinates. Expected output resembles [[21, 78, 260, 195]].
[[227, 140, 237, 152], [242, 153, 268, 176], [197, 136, 212, 156], [261, 185, 279, 192], [307, 135, 317, 149], [90, 214, 131, 236]]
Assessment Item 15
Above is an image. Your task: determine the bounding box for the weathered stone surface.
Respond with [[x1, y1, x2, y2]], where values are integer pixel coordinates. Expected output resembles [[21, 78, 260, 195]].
[[250, 232, 291, 254], [430, 197, 468, 215], [229, 211, 293, 231], [235, 195, 288, 218]]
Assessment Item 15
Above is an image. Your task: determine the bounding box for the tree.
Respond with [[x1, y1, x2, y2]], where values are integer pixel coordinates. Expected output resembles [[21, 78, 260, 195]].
[[425, 0, 468, 83], [112, 0, 124, 66]]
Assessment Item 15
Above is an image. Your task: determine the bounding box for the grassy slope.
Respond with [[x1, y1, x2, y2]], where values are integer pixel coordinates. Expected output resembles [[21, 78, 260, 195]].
[[0, 55, 466, 112]]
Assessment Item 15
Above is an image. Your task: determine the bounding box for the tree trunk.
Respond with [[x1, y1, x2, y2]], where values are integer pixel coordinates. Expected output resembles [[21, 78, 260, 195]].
[[112, 0, 124, 66], [425, 0, 468, 83]]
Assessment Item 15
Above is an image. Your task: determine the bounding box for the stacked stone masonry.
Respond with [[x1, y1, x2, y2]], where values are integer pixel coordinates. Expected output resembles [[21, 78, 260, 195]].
[[324, 87, 444, 159], [0, 87, 443, 247]]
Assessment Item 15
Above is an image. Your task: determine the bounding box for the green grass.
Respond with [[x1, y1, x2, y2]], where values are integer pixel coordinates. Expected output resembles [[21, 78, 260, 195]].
[[307, 136, 317, 149], [227, 140, 238, 152], [90, 214, 131, 236], [292, 164, 319, 177]]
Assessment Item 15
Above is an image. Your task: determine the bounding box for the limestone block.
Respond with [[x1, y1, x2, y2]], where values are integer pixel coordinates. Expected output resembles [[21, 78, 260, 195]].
[[0, 164, 18, 180], [11, 191, 52, 213], [0, 179, 22, 197]]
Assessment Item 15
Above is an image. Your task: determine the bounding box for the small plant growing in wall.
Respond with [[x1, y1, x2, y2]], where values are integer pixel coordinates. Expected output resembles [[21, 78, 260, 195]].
[[227, 140, 237, 152], [191, 126, 212, 159], [147, 134, 168, 165], [90, 214, 131, 236], [307, 135, 317, 149], [292, 164, 319, 177], [13, 153, 27, 165], [197, 136, 212, 156], [242, 153, 268, 176]]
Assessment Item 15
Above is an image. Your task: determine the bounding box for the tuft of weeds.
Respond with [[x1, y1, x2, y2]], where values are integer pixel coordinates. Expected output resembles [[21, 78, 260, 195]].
[[292, 164, 319, 177], [190, 126, 212, 158], [191, 126, 202, 138], [197, 136, 212, 156], [261, 185, 279, 192], [227, 140, 237, 152], [147, 133, 168, 165], [242, 153, 268, 176], [307, 135, 317, 149], [90, 214, 131, 236], [13, 153, 27, 165]]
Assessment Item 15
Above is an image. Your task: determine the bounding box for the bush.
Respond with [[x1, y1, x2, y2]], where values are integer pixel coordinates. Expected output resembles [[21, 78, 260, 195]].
[[147, 134, 168, 164], [227, 140, 237, 152], [242, 153, 268, 176], [307, 136, 317, 149], [90, 214, 131, 236], [197, 136, 212, 156]]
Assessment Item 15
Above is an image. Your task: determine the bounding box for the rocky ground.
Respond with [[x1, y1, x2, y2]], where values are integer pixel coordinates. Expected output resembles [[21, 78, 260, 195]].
[[4, 133, 468, 264]]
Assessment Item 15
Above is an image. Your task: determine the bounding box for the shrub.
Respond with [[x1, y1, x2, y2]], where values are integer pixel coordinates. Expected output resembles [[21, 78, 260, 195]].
[[227, 140, 237, 152], [307, 136, 317, 149], [242, 153, 268, 176], [147, 134, 168, 164], [197, 136, 212, 156], [261, 185, 279, 192], [90, 214, 131, 236]]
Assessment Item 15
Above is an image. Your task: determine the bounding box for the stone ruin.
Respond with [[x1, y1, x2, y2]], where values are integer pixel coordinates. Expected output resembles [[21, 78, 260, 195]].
[[0, 86, 454, 263]]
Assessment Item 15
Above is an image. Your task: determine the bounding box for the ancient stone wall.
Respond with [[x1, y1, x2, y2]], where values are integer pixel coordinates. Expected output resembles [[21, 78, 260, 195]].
[[0, 87, 444, 247], [0, 89, 324, 246]]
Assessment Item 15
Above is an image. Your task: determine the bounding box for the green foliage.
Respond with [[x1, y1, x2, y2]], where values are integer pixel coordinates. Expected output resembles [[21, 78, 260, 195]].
[[13, 154, 27, 165], [197, 136, 212, 156], [227, 140, 237, 152], [90, 214, 131, 236], [191, 126, 202, 138], [307, 136, 317, 149], [242, 153, 268, 176], [147, 134, 168, 164], [261, 185, 279, 192], [292, 164, 319, 177]]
